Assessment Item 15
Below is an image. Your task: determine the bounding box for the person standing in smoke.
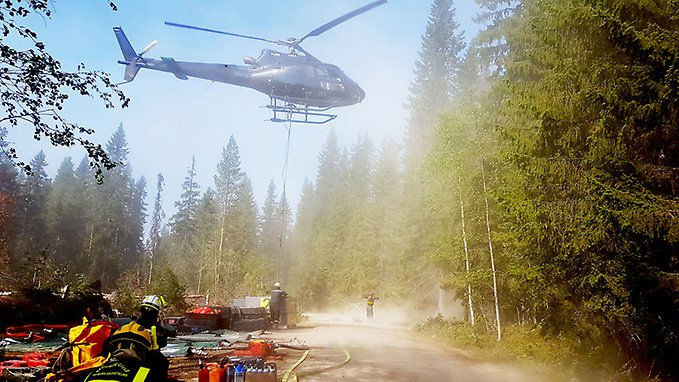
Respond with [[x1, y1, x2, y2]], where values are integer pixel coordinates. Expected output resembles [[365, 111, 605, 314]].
[[366, 293, 379, 319], [270, 282, 288, 327]]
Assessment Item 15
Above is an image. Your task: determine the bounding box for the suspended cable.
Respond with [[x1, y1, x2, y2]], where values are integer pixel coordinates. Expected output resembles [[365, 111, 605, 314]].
[[277, 117, 293, 281]]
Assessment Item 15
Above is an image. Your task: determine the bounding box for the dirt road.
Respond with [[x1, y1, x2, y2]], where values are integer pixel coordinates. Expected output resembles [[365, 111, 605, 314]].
[[269, 313, 545, 382]]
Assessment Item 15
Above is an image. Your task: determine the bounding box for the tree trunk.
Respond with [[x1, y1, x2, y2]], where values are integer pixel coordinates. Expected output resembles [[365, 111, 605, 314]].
[[197, 242, 205, 294], [459, 178, 475, 326], [147, 250, 154, 285], [216, 207, 226, 296], [482, 159, 501, 340]]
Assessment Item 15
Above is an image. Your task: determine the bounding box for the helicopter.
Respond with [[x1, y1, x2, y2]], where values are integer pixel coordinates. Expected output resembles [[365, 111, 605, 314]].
[[113, 0, 386, 124]]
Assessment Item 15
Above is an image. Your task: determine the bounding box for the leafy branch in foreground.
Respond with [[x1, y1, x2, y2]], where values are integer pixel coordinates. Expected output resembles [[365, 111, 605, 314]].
[[0, 0, 127, 182]]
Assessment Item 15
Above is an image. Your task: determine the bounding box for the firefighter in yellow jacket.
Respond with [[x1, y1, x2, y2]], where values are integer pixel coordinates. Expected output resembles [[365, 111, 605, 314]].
[[134, 295, 169, 381]]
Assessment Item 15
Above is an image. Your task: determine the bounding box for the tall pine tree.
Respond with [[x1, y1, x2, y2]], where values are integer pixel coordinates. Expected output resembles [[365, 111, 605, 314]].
[[401, 0, 467, 308], [147, 173, 165, 284], [86, 124, 145, 288], [45, 157, 86, 267], [0, 128, 20, 271], [15, 151, 51, 267]]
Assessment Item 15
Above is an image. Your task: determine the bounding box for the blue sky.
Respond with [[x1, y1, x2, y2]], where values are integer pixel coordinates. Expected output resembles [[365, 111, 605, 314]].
[[9, 0, 482, 225]]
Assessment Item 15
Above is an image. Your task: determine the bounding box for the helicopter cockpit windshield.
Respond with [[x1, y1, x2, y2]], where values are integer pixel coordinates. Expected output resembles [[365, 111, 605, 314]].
[[304, 65, 344, 91]]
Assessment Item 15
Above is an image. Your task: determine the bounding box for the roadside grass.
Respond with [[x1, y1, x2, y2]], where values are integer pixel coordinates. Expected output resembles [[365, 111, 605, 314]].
[[415, 316, 642, 382]]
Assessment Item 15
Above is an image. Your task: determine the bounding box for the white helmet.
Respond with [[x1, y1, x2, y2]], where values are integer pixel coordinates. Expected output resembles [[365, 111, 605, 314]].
[[273, 282, 281, 290], [140, 295, 166, 312]]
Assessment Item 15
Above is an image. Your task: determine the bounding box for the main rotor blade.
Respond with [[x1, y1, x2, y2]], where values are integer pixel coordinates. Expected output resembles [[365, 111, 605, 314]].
[[297, 0, 387, 45], [164, 21, 279, 45]]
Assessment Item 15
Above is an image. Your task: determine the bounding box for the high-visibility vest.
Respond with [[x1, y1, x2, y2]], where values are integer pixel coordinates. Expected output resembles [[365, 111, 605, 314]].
[[83, 362, 151, 382]]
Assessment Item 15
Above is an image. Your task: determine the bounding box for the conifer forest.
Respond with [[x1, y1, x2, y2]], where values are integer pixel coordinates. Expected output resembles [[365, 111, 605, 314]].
[[1, 0, 677, 380]]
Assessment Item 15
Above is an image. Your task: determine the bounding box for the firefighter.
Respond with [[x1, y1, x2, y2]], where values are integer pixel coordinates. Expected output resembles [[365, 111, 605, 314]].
[[269, 282, 288, 327], [366, 293, 379, 319], [134, 295, 169, 380], [83, 321, 155, 381]]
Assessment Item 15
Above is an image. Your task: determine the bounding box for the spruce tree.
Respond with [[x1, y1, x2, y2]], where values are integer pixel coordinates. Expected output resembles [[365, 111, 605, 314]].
[[372, 139, 404, 295], [290, 179, 316, 297], [294, 131, 348, 308], [338, 135, 378, 297], [165, 157, 201, 290], [405, 0, 466, 169], [170, 157, 200, 241], [401, 0, 468, 308], [0, 128, 20, 270], [45, 157, 86, 266], [15, 151, 51, 264], [147, 173, 165, 284], [275, 192, 292, 285], [234, 175, 258, 256], [212, 136, 257, 300], [193, 189, 219, 294], [259, 180, 281, 271], [75, 156, 96, 272], [86, 124, 145, 287]]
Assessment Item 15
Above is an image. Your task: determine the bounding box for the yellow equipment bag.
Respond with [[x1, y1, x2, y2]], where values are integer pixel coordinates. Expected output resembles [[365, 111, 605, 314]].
[[68, 318, 119, 367]]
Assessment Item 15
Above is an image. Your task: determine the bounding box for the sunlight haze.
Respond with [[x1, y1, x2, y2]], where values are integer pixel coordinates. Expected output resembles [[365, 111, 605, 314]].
[[9, 0, 481, 222]]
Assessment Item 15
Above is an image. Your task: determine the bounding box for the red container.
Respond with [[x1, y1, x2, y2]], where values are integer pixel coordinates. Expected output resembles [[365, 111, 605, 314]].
[[199, 363, 210, 382], [209, 365, 225, 382]]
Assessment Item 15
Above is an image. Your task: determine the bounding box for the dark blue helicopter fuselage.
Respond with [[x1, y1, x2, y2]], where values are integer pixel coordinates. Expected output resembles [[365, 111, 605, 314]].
[[120, 48, 365, 108]]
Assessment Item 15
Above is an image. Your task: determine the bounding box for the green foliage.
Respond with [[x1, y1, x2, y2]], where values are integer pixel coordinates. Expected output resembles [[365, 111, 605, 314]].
[[145, 267, 187, 315], [147, 173, 165, 257], [258, 179, 291, 284], [82, 125, 146, 289], [1, 2, 676, 380], [111, 271, 144, 317], [406, 0, 467, 167], [475, 0, 679, 378], [417, 318, 636, 381], [291, 131, 398, 308], [157, 136, 265, 303], [0, 285, 108, 330], [169, 157, 200, 240], [399, 0, 470, 309], [15, 250, 66, 290], [45, 157, 86, 266], [162, 158, 202, 294]]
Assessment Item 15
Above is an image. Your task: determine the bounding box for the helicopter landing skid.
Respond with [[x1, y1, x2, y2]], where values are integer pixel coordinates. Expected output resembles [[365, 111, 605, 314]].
[[267, 99, 337, 125]]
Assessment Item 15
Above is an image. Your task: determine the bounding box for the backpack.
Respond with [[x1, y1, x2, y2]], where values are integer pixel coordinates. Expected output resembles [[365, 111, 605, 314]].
[[68, 318, 119, 367]]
